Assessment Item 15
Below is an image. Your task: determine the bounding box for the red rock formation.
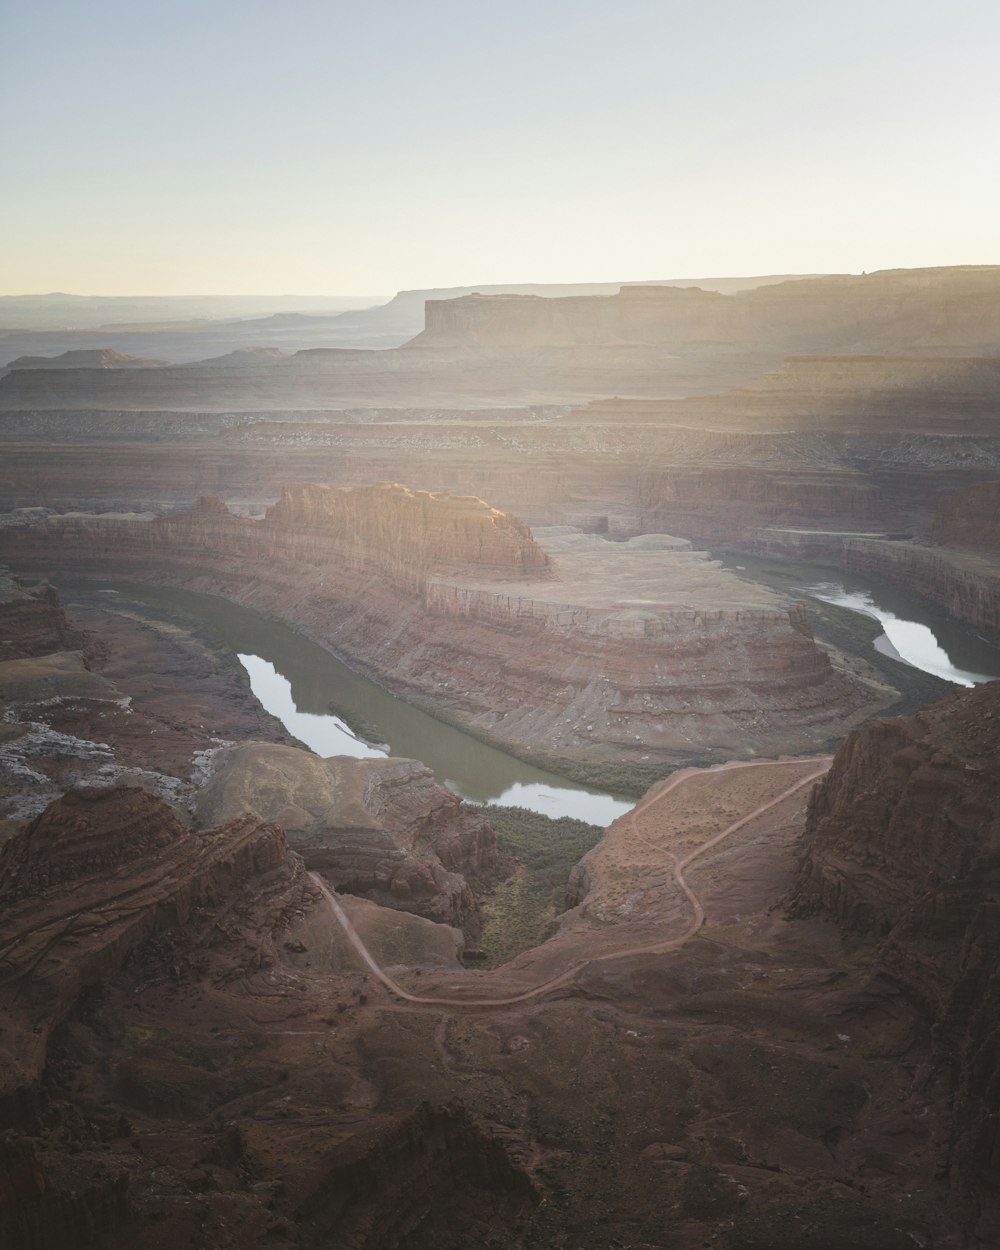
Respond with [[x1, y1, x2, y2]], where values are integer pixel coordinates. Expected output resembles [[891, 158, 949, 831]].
[[793, 681, 1000, 1242], [636, 465, 884, 545], [264, 481, 550, 590], [0, 784, 539, 1250]]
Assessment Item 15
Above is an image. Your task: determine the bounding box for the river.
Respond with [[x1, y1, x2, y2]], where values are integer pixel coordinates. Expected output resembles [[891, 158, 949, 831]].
[[78, 581, 632, 825], [717, 554, 1000, 688]]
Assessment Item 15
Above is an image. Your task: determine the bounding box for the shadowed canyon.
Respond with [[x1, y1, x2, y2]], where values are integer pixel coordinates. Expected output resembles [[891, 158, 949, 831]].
[[2, 266, 1000, 1250]]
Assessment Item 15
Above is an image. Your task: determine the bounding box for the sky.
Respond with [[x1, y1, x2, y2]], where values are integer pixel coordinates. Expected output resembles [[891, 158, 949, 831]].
[[3, 0, 999, 295]]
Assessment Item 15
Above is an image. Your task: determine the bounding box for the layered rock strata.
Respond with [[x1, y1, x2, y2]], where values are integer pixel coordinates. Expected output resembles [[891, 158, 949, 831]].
[[793, 680, 1000, 1243], [6, 267, 999, 412], [3, 355, 998, 546], [749, 530, 1000, 633], [0, 784, 532, 1250], [196, 743, 506, 937], [0, 786, 312, 1110], [415, 266, 1000, 353], [0, 569, 69, 660], [2, 484, 876, 766]]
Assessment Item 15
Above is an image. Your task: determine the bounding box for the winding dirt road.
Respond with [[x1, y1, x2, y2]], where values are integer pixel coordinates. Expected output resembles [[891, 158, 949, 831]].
[[310, 756, 831, 1010]]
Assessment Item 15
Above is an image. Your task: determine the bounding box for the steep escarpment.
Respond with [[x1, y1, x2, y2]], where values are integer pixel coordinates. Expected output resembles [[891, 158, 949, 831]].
[[415, 267, 1000, 353], [265, 480, 550, 589], [196, 743, 506, 937], [636, 465, 885, 545], [3, 354, 998, 545], [793, 681, 1000, 1242], [1, 488, 877, 768], [9, 267, 1000, 412]]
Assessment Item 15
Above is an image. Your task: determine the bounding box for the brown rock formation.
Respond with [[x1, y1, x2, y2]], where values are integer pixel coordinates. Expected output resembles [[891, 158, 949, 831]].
[[6, 267, 999, 413], [0, 782, 537, 1250], [0, 569, 70, 660], [196, 743, 507, 937], [2, 354, 997, 552], [1, 486, 876, 768], [793, 681, 1000, 1242], [0, 786, 311, 1108]]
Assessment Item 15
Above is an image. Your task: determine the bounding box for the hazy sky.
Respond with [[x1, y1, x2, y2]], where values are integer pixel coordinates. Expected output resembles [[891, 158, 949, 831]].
[[3, 0, 998, 295]]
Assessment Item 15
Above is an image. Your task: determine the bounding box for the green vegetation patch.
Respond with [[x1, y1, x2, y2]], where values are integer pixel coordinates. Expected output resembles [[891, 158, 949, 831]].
[[476, 805, 605, 968]]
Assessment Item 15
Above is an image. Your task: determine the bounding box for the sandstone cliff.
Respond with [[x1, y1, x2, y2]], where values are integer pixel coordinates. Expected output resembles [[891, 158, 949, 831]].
[[4, 353, 998, 549], [750, 529, 1000, 634], [793, 681, 1000, 1242]]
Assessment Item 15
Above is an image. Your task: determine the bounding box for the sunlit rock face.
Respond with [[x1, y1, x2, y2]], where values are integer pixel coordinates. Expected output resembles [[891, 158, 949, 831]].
[[1, 485, 876, 768]]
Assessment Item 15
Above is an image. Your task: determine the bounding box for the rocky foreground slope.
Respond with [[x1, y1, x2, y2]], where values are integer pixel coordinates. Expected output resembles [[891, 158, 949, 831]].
[[2, 680, 999, 1248], [792, 680, 1000, 1245], [2, 483, 878, 771], [0, 787, 535, 1250]]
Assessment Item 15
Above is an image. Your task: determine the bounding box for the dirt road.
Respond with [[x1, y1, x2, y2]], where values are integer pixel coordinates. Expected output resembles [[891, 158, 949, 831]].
[[311, 756, 831, 1010]]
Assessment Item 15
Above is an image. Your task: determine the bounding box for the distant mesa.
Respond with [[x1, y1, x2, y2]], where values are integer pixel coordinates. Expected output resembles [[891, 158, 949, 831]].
[[3, 265, 999, 410], [6, 348, 166, 370]]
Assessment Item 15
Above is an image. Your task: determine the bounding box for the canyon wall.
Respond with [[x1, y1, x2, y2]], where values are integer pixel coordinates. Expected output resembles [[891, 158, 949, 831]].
[[0, 485, 873, 770], [793, 681, 1000, 1243], [3, 355, 997, 544], [416, 267, 1000, 353], [749, 530, 1000, 634], [931, 480, 1000, 554], [7, 267, 1000, 413], [0, 786, 311, 1114]]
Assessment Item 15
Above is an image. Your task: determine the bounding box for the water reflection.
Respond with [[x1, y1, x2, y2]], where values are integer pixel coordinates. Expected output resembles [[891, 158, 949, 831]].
[[68, 580, 631, 824], [238, 655, 384, 759], [236, 650, 631, 823], [804, 583, 998, 687]]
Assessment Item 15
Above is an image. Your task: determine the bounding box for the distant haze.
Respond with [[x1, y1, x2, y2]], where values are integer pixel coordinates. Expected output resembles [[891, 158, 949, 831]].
[[3, 0, 998, 295]]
